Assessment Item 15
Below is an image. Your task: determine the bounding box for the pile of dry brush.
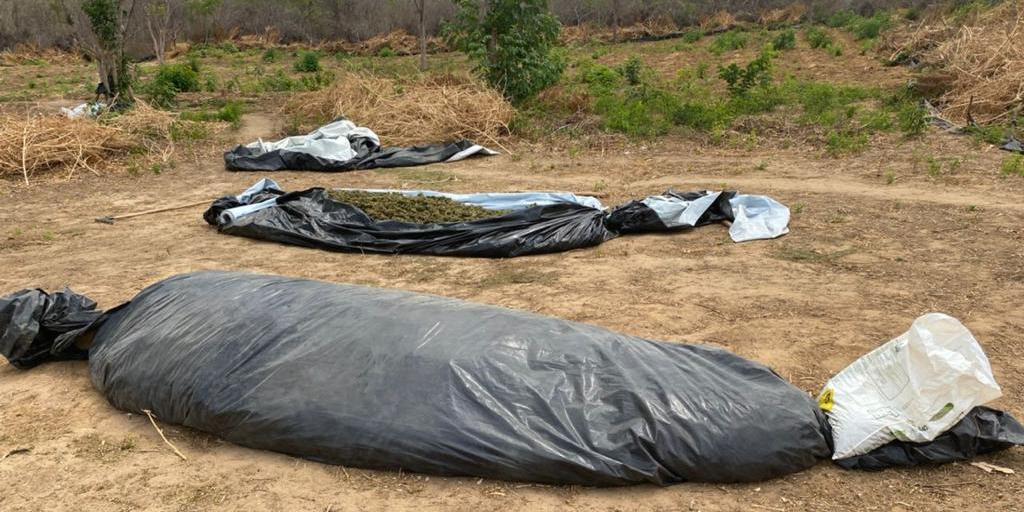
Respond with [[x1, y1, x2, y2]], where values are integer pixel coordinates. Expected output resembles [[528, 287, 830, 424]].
[[283, 73, 514, 149], [883, 2, 1024, 124], [0, 103, 202, 184], [0, 44, 80, 66]]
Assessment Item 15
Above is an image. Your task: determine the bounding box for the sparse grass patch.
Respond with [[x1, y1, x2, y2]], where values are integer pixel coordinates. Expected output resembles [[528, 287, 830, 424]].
[[826, 131, 869, 157], [773, 245, 857, 263], [72, 433, 137, 462], [1002, 154, 1024, 177], [180, 101, 244, 127], [169, 120, 211, 142], [478, 266, 557, 287]]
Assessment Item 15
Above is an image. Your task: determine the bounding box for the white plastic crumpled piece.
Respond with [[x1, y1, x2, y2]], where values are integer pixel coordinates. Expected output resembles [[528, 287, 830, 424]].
[[821, 313, 1002, 460], [728, 194, 790, 242]]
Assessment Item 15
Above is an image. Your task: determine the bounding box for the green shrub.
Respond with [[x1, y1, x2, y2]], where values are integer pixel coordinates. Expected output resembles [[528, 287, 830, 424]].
[[828, 44, 843, 57], [671, 103, 728, 131], [299, 70, 335, 90], [718, 50, 774, 97], [579, 63, 621, 91], [681, 30, 704, 43], [155, 64, 200, 93], [896, 101, 927, 136], [826, 10, 858, 28], [262, 48, 281, 63], [805, 27, 834, 49], [377, 47, 397, 57], [616, 56, 644, 86], [144, 79, 177, 108], [596, 88, 679, 137], [294, 51, 322, 73], [709, 31, 749, 55], [445, 0, 564, 103], [850, 13, 891, 40], [145, 64, 200, 107], [771, 29, 797, 51]]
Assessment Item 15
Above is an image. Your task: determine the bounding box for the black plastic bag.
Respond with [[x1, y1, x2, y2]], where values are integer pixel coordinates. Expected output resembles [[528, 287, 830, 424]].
[[0, 288, 103, 369], [3, 271, 831, 485], [835, 407, 1024, 471]]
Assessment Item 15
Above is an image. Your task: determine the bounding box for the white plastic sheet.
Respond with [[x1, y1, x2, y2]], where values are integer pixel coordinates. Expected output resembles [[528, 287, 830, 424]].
[[821, 313, 1003, 460]]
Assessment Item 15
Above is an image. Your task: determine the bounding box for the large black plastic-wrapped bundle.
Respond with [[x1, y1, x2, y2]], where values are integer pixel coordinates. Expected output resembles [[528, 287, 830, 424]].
[[3, 272, 1021, 484], [2, 271, 830, 485]]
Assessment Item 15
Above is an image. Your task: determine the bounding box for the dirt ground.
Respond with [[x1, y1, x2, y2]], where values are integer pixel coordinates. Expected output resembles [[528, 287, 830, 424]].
[[2, 105, 1024, 512]]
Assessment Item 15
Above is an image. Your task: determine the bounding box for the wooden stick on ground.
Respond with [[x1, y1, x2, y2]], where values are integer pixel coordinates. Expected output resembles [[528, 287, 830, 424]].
[[142, 409, 188, 462], [95, 199, 214, 224]]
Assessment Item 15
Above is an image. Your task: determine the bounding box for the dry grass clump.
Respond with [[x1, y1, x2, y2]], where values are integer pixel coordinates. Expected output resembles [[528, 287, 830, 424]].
[[283, 72, 514, 149], [759, 3, 807, 27], [700, 10, 738, 33], [0, 115, 129, 183], [0, 44, 79, 66], [561, 20, 681, 45], [0, 102, 186, 184], [346, 29, 447, 56], [883, 2, 1024, 124]]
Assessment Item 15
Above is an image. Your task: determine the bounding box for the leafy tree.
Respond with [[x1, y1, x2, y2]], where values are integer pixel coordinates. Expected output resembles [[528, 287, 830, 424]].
[[145, 0, 179, 65], [56, 0, 137, 106], [186, 0, 221, 43], [445, 0, 564, 103]]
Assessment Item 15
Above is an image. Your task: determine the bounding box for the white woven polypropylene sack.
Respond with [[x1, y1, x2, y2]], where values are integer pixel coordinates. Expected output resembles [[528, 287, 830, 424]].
[[820, 313, 1002, 460]]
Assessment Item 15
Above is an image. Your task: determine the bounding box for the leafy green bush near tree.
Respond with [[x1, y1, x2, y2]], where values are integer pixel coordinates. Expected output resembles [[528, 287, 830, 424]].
[[445, 0, 564, 103]]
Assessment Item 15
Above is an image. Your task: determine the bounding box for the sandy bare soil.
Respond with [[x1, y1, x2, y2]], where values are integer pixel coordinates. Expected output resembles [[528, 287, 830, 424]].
[[1, 111, 1023, 511]]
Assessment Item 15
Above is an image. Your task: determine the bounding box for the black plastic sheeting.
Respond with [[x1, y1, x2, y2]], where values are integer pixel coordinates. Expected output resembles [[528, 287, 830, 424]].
[[1004, 137, 1024, 154], [203, 188, 737, 258], [835, 407, 1024, 471], [0, 288, 103, 369], [2, 271, 831, 485], [1, 272, 1021, 484], [225, 139, 489, 172]]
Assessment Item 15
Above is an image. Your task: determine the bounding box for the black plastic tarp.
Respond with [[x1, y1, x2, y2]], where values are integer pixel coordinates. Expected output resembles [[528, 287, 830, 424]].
[[226, 139, 493, 172], [223, 119, 496, 172], [2, 271, 831, 485], [203, 183, 778, 258]]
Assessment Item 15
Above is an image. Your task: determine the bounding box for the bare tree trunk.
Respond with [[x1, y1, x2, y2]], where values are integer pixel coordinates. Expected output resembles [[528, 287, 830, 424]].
[[147, 17, 163, 65], [612, 0, 621, 42], [417, 0, 427, 70]]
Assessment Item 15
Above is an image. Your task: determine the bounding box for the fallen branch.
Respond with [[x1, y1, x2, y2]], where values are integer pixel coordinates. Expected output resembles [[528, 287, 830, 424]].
[[142, 409, 188, 462]]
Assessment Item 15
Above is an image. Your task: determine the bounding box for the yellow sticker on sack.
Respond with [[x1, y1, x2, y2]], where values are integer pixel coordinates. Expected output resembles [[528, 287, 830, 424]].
[[818, 388, 835, 412]]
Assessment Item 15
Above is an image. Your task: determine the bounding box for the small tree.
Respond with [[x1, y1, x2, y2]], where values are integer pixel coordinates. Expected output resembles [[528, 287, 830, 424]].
[[145, 0, 178, 65], [187, 0, 221, 43], [57, 0, 137, 106], [446, 0, 564, 103]]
